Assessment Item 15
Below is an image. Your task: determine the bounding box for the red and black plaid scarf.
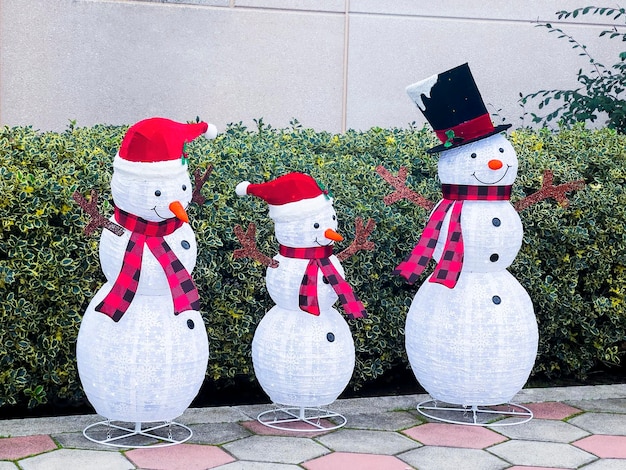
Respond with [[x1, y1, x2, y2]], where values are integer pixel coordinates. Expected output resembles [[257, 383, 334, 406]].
[[395, 184, 512, 289], [279, 245, 367, 319], [96, 207, 200, 322]]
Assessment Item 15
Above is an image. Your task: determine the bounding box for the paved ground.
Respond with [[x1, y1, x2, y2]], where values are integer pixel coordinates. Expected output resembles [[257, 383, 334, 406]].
[[0, 384, 625, 469]]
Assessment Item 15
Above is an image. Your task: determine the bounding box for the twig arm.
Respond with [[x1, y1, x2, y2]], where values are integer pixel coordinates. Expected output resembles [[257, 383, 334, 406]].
[[514, 170, 585, 212], [72, 190, 124, 236], [191, 165, 214, 205], [376, 165, 435, 210], [233, 223, 279, 268], [337, 217, 376, 262]]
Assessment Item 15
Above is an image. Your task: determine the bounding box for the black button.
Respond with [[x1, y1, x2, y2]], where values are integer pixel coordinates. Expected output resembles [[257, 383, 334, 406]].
[[326, 332, 335, 342], [490, 253, 499, 262], [492, 218, 501, 227], [187, 319, 195, 329], [492, 296, 501, 305], [181, 240, 191, 250]]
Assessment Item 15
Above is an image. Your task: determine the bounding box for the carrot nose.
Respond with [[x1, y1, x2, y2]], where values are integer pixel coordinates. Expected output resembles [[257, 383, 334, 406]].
[[169, 200, 189, 223], [488, 159, 503, 170], [324, 228, 343, 242]]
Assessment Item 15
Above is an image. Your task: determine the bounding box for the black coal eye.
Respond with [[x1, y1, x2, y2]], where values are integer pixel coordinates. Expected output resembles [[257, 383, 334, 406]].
[[154, 190, 161, 197], [314, 223, 320, 229], [187, 319, 195, 329], [471, 153, 477, 158], [499, 148, 504, 153], [332, 215, 336, 221], [182, 185, 187, 191]]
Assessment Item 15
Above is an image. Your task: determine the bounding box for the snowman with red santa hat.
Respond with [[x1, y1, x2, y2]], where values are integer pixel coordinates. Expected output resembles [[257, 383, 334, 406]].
[[234, 172, 374, 430], [74, 117, 217, 445]]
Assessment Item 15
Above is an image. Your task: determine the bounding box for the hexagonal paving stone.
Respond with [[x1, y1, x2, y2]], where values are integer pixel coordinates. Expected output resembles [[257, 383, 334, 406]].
[[316, 428, 420, 455], [343, 411, 422, 431], [0, 463, 17, 470], [492, 418, 589, 443], [568, 413, 626, 435], [403, 423, 507, 449], [524, 401, 581, 420], [125, 443, 235, 470], [0, 435, 57, 460], [488, 440, 596, 468], [399, 446, 508, 470], [302, 452, 413, 470], [19, 449, 134, 470], [188, 422, 251, 445], [567, 398, 626, 414], [222, 435, 328, 464], [578, 460, 626, 469], [241, 420, 333, 437], [507, 467, 569, 470], [573, 435, 626, 458], [217, 462, 301, 470]]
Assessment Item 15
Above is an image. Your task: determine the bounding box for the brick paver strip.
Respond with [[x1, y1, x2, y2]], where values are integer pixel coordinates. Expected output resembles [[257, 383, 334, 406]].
[[0, 435, 57, 460]]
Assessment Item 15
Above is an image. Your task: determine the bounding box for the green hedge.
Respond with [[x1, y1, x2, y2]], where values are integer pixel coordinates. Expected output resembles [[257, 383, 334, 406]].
[[0, 120, 624, 410]]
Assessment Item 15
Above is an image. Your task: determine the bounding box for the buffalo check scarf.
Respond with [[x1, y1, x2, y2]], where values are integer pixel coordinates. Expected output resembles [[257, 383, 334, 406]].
[[96, 207, 200, 322], [395, 184, 512, 289], [279, 245, 367, 319]]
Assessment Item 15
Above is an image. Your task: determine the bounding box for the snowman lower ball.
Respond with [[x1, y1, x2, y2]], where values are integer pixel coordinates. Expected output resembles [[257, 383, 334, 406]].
[[400, 63, 539, 409], [236, 173, 366, 409], [76, 118, 211, 424]]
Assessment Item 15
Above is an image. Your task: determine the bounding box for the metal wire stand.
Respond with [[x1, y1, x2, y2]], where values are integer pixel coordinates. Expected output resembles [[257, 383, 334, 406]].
[[83, 420, 192, 448], [417, 399, 533, 426], [257, 405, 347, 432]]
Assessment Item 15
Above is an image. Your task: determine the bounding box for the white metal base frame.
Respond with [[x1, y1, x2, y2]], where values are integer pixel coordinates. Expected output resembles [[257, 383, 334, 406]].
[[83, 420, 192, 448], [417, 399, 533, 426], [257, 406, 347, 432]]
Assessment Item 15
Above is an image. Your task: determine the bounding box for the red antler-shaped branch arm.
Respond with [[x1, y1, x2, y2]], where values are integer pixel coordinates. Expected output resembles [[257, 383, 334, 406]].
[[233, 223, 279, 268], [376, 165, 435, 211], [337, 217, 376, 262], [191, 165, 214, 205], [514, 170, 585, 212], [72, 190, 124, 237]]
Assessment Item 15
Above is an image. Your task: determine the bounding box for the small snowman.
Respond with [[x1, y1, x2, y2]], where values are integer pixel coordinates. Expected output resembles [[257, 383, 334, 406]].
[[378, 64, 584, 421], [234, 172, 374, 427], [73, 117, 217, 440]]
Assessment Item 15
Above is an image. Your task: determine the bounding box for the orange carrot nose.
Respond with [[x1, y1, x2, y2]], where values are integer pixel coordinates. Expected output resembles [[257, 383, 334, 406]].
[[488, 159, 503, 170], [169, 200, 189, 223], [324, 228, 343, 242]]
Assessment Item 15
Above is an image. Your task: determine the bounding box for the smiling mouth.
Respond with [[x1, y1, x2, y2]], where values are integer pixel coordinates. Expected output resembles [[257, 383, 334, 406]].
[[315, 238, 333, 247], [472, 165, 511, 185], [153, 204, 188, 220]]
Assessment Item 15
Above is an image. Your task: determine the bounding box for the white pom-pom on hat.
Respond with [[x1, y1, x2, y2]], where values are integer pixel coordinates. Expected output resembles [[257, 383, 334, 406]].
[[205, 123, 218, 140], [236, 181, 251, 197]]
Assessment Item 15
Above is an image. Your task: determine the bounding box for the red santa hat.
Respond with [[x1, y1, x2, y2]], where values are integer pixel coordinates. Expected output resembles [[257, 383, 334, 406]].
[[236, 172, 333, 221], [114, 117, 218, 175]]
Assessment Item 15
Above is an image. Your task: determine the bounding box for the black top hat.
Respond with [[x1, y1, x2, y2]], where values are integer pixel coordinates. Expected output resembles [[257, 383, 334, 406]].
[[406, 63, 511, 154]]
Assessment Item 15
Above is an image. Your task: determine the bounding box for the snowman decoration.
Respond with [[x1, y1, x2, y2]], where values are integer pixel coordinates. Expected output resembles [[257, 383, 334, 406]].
[[234, 173, 375, 430], [73, 117, 217, 445], [378, 63, 584, 424]]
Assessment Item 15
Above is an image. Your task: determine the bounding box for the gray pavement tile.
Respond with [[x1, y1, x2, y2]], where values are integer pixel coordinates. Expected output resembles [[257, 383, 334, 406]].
[[344, 410, 422, 431], [188, 422, 251, 445], [222, 435, 329, 464], [18, 448, 134, 470], [179, 406, 251, 424], [315, 428, 420, 455], [566, 398, 626, 414], [515, 384, 626, 403], [491, 418, 590, 443], [488, 440, 597, 468], [0, 463, 18, 470], [398, 446, 508, 470], [0, 415, 97, 438], [51, 432, 125, 451], [580, 460, 626, 469], [214, 462, 302, 469], [331, 394, 429, 415], [568, 412, 626, 435]]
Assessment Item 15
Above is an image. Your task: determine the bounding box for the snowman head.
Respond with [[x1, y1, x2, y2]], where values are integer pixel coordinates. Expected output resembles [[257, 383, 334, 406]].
[[236, 172, 344, 247], [437, 133, 518, 187], [111, 117, 215, 222]]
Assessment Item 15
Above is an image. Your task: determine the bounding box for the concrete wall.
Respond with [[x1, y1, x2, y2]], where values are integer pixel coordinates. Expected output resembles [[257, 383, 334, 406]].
[[1, 0, 623, 133]]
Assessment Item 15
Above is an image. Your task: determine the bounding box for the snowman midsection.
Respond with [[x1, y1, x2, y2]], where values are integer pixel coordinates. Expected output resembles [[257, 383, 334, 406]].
[[432, 200, 523, 272], [99, 220, 197, 295], [265, 254, 344, 311]]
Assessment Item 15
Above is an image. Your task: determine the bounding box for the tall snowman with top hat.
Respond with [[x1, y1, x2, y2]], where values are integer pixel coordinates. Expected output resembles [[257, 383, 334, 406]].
[[234, 172, 374, 428], [378, 63, 584, 423], [74, 117, 217, 443]]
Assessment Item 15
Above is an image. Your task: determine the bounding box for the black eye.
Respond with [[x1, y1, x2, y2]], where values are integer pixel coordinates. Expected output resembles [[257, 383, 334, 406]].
[[471, 153, 477, 158], [313, 223, 320, 229], [182, 185, 187, 191], [499, 148, 504, 153], [154, 190, 161, 197]]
